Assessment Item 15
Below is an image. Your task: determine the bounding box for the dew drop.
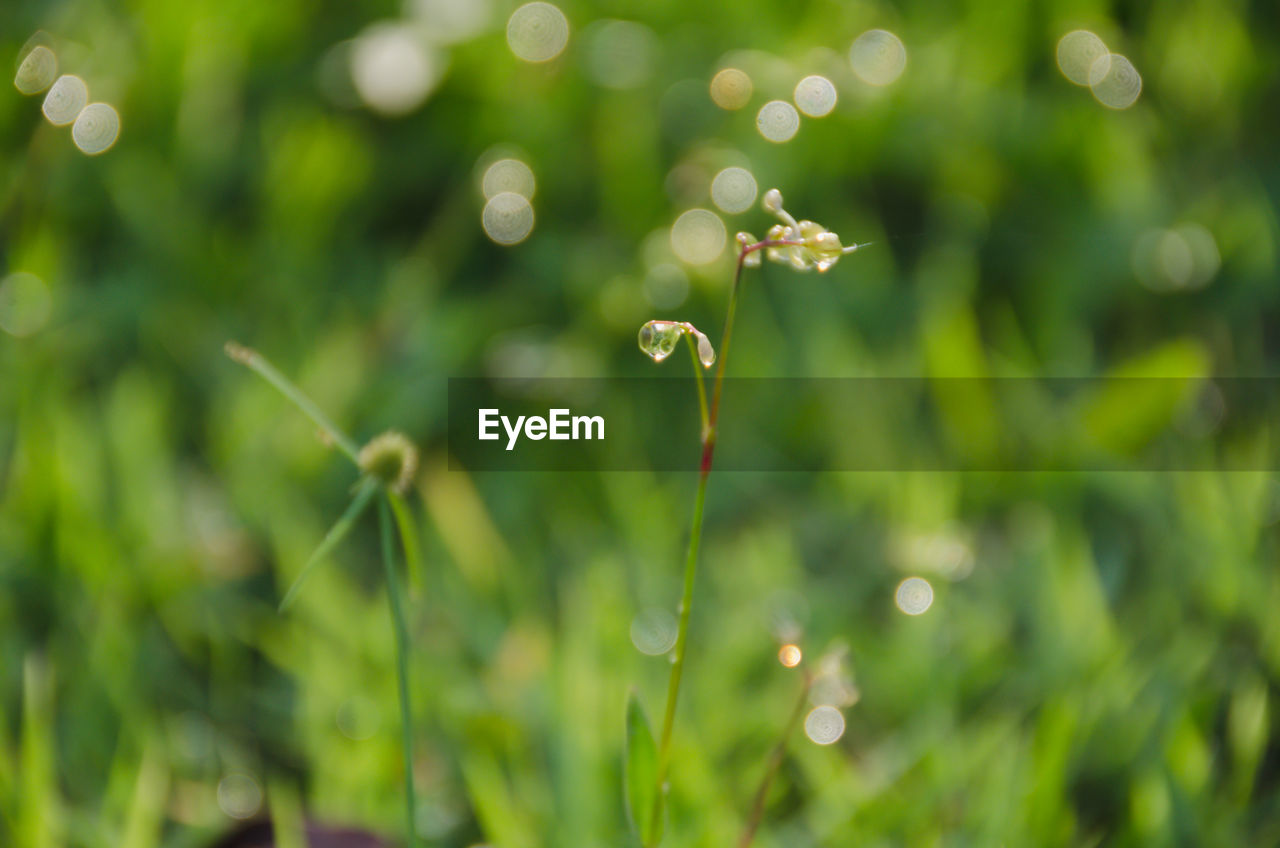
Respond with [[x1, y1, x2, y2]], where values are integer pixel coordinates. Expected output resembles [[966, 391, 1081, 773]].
[[670, 208, 726, 265], [506, 2, 569, 63], [637, 320, 684, 363], [804, 706, 846, 745], [630, 607, 678, 655], [42, 74, 87, 126], [895, 576, 934, 615], [850, 29, 907, 86], [756, 100, 799, 143], [71, 102, 120, 155], [482, 191, 535, 245], [1056, 30, 1109, 87], [709, 67, 752, 110], [793, 74, 837, 117], [694, 331, 715, 368], [710, 167, 758, 215], [14, 45, 57, 95]]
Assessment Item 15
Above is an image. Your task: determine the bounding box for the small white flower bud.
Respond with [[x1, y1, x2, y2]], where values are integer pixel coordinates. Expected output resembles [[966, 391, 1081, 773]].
[[762, 188, 783, 214]]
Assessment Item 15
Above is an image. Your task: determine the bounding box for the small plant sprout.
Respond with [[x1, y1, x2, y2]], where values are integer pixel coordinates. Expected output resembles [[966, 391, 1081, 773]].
[[626, 191, 867, 848], [224, 341, 423, 848]]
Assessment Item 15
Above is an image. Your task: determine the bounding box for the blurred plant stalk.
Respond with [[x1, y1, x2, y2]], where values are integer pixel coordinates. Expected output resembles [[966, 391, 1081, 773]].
[[224, 342, 422, 848]]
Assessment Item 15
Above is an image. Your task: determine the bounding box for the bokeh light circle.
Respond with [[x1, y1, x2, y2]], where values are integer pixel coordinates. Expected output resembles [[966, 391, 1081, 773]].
[[756, 100, 799, 143], [408, 0, 492, 45], [1055, 30, 1109, 86], [482, 192, 535, 245], [216, 774, 262, 820], [793, 74, 837, 117], [710, 167, 758, 214], [643, 263, 690, 309], [583, 20, 655, 89], [0, 272, 52, 337], [810, 674, 860, 708], [630, 607, 678, 655], [709, 67, 753, 110], [42, 74, 87, 126], [351, 23, 442, 116], [506, 2, 570, 63], [778, 644, 802, 667], [71, 103, 120, 155], [670, 209, 726, 265], [1089, 53, 1141, 109], [14, 45, 57, 95], [804, 706, 846, 745], [850, 29, 907, 86], [1132, 224, 1220, 292], [895, 576, 934, 615], [482, 158, 536, 200]]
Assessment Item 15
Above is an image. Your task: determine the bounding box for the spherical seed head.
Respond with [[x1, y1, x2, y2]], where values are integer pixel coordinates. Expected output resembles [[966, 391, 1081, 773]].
[[358, 431, 419, 493]]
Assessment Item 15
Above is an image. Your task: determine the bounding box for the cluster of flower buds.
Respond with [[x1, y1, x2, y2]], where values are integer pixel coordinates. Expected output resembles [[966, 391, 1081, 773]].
[[736, 188, 864, 273]]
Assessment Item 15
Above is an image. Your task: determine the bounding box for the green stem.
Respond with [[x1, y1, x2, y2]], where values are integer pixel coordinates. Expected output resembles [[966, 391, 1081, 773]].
[[380, 497, 417, 848], [738, 674, 812, 848], [647, 242, 772, 845], [224, 341, 362, 464], [685, 334, 709, 440]]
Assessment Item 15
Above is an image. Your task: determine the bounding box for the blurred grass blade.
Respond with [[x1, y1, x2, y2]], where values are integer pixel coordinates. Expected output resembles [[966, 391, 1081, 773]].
[[460, 750, 538, 848], [267, 776, 309, 848], [121, 740, 168, 848], [387, 489, 422, 591], [625, 691, 661, 846], [20, 655, 57, 848], [224, 341, 362, 464], [279, 480, 378, 612]]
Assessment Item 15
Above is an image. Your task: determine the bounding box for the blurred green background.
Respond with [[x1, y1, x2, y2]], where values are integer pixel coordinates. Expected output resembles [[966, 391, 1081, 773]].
[[2, 0, 1279, 845]]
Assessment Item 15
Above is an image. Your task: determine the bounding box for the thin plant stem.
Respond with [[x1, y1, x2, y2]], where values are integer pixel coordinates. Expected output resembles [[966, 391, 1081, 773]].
[[647, 466, 708, 844], [646, 239, 796, 845], [738, 674, 813, 848], [380, 497, 418, 848], [684, 334, 709, 440], [224, 341, 362, 463]]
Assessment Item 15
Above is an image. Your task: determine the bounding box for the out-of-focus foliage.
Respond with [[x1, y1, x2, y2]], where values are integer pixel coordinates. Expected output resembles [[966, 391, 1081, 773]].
[[1, 0, 1279, 845]]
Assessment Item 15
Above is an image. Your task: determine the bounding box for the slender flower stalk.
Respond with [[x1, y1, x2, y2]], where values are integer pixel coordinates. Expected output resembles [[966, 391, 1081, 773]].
[[225, 342, 421, 848], [646, 238, 793, 844], [636, 190, 865, 846], [738, 672, 813, 848]]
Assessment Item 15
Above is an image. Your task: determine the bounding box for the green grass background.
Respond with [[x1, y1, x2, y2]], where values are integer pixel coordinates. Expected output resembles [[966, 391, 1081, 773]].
[[2, 0, 1279, 845]]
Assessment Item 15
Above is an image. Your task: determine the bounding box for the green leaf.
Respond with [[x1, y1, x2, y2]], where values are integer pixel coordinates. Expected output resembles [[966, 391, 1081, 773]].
[[625, 691, 661, 846], [278, 479, 378, 612]]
